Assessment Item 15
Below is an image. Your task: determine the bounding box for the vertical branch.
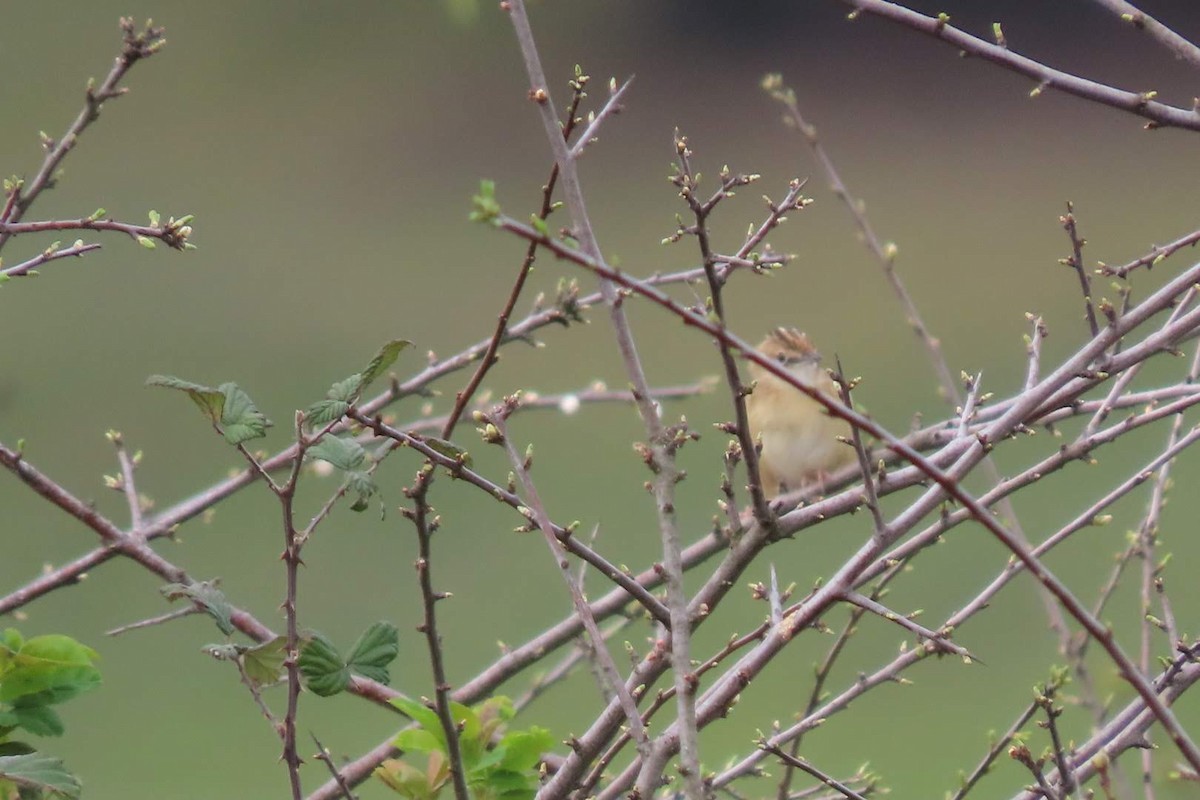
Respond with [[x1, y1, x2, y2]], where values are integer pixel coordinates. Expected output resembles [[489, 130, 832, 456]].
[[108, 430, 144, 531], [440, 81, 588, 439], [671, 133, 775, 532], [403, 462, 471, 800], [1133, 339, 1200, 795], [503, 3, 703, 796], [1060, 203, 1100, 339], [275, 413, 311, 800]]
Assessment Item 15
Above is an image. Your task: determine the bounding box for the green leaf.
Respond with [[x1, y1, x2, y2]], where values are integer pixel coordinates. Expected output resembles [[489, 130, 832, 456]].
[[137, 235, 157, 249], [241, 637, 287, 688], [345, 622, 399, 685], [0, 635, 101, 705], [298, 633, 349, 697], [307, 436, 366, 472], [452, 700, 484, 757], [497, 727, 553, 772], [148, 210, 161, 227], [0, 752, 81, 798], [346, 470, 378, 513], [5, 704, 63, 737], [394, 727, 443, 755], [146, 377, 271, 444], [327, 374, 364, 403], [360, 339, 412, 390], [161, 581, 234, 635], [305, 374, 363, 427], [304, 399, 351, 428], [390, 697, 447, 749], [217, 383, 271, 444], [375, 756, 444, 800], [424, 437, 473, 468], [145, 375, 225, 424]]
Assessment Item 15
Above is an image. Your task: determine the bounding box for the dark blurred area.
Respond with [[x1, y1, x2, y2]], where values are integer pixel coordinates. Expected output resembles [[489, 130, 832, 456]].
[[3, 2, 1200, 798]]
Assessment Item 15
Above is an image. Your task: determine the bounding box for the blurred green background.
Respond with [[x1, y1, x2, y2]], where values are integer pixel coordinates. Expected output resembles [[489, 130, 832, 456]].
[[3, 1, 1200, 797]]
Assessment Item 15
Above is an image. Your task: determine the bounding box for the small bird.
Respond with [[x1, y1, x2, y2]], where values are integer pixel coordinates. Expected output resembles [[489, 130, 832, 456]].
[[746, 328, 854, 498]]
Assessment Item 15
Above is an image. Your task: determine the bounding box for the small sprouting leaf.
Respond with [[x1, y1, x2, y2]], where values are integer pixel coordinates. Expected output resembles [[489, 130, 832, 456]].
[[217, 383, 271, 444], [0, 752, 81, 799], [298, 633, 349, 697], [469, 179, 502, 225], [136, 235, 157, 249], [345, 622, 399, 685], [241, 637, 287, 688], [307, 436, 366, 472], [424, 437, 473, 468], [161, 580, 234, 635], [148, 210, 161, 227], [360, 339, 412, 390]]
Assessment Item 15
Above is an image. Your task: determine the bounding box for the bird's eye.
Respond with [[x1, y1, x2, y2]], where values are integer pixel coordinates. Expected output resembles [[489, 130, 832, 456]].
[[775, 353, 789, 363]]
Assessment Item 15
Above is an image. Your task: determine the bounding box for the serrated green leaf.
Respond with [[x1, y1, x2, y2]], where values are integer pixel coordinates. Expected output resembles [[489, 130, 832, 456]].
[[241, 637, 287, 688], [345, 622, 399, 684], [305, 399, 351, 428], [161, 581, 234, 635], [146, 375, 225, 424], [298, 633, 349, 697], [360, 339, 412, 390], [424, 437, 473, 468], [0, 752, 81, 798], [305, 373, 363, 427], [327, 374, 363, 403], [217, 383, 271, 444], [308, 436, 366, 472]]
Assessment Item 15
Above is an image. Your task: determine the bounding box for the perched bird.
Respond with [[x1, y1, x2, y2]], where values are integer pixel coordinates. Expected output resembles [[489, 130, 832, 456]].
[[746, 328, 854, 498]]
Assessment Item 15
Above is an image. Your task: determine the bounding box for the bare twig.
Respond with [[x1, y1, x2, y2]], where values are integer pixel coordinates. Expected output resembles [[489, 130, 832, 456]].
[[1088, 0, 1200, 70], [0, 240, 102, 278], [0, 17, 166, 252], [1060, 203, 1099, 339], [504, 4, 704, 795], [836, 0, 1200, 131], [490, 406, 651, 754]]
